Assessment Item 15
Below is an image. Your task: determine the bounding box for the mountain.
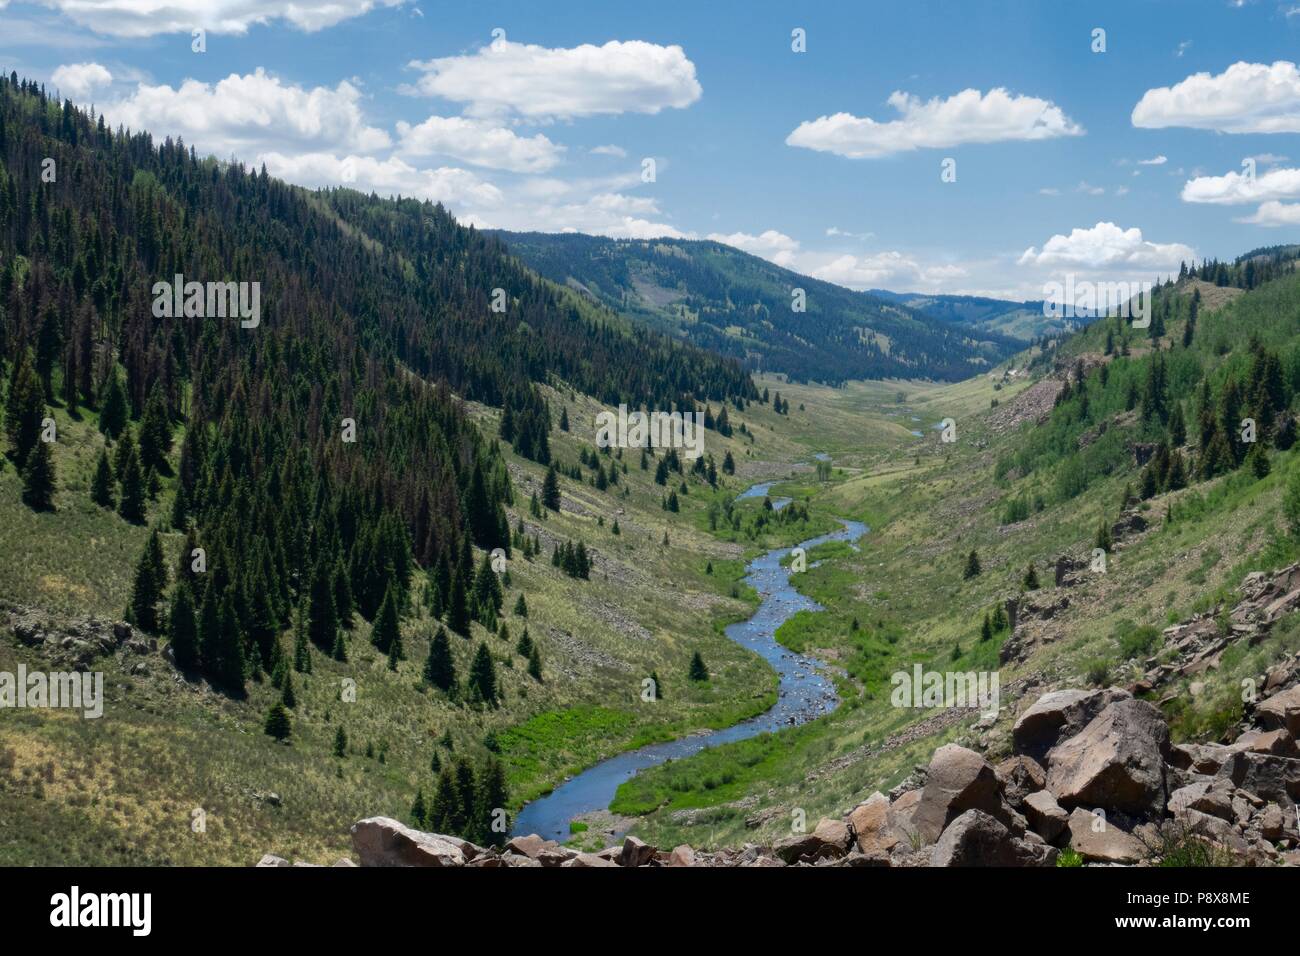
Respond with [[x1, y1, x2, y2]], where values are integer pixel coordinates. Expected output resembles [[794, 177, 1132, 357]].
[[492, 231, 1022, 384], [866, 290, 1062, 341]]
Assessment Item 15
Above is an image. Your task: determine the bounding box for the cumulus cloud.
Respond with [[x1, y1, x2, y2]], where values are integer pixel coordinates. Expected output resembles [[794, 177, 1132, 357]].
[[591, 144, 627, 158], [259, 152, 502, 207], [103, 69, 391, 157], [809, 252, 967, 290], [705, 230, 800, 267], [468, 190, 688, 239], [1238, 200, 1300, 225], [1139, 155, 1168, 165], [1017, 222, 1193, 271], [51, 62, 111, 98], [1180, 165, 1300, 204], [404, 39, 701, 120], [27, 0, 404, 37], [1133, 60, 1300, 133], [786, 87, 1082, 159], [395, 115, 563, 173]]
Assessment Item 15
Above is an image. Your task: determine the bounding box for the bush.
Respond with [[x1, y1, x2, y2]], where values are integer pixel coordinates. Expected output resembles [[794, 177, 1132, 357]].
[[1118, 623, 1162, 660]]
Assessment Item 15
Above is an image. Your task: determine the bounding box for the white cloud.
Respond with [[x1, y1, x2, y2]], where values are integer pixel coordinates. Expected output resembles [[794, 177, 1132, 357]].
[[405, 39, 701, 120], [28, 0, 404, 37], [1139, 154, 1168, 165], [1133, 60, 1300, 133], [825, 226, 874, 239], [1076, 181, 1105, 195], [810, 252, 967, 290], [1238, 200, 1300, 225], [464, 188, 687, 240], [1017, 221, 1193, 271], [259, 152, 503, 207], [705, 230, 799, 267], [1039, 187, 1061, 195], [395, 115, 563, 173], [51, 61, 111, 98], [591, 144, 627, 158], [1180, 165, 1300, 204], [785, 87, 1082, 159], [103, 69, 391, 157]]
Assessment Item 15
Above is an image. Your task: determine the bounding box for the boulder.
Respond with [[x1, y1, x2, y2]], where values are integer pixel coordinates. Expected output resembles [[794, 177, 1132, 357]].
[[562, 852, 618, 868], [504, 834, 552, 860], [255, 854, 290, 867], [1168, 780, 1235, 821], [1229, 728, 1300, 757], [1023, 790, 1069, 843], [1046, 699, 1169, 816], [1065, 808, 1147, 864], [773, 819, 850, 864], [848, 792, 899, 855], [1261, 804, 1286, 841], [912, 744, 1011, 844], [1012, 688, 1129, 761], [995, 755, 1047, 808], [1256, 686, 1300, 737], [668, 845, 696, 867], [350, 817, 468, 867], [931, 810, 1055, 867], [1215, 751, 1300, 808], [619, 835, 657, 867]]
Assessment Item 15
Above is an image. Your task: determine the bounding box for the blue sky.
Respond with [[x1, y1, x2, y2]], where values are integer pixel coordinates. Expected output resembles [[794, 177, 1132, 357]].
[[5, 0, 1300, 299]]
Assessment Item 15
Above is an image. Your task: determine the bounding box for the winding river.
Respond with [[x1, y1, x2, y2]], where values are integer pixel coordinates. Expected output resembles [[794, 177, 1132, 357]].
[[511, 474, 867, 841]]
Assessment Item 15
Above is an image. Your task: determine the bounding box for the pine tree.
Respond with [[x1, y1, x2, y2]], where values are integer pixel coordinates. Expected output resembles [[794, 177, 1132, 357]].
[[307, 557, 338, 651], [477, 758, 509, 848], [292, 600, 312, 673], [980, 613, 993, 642], [689, 651, 709, 682], [127, 530, 167, 633], [513, 593, 527, 617], [264, 702, 291, 741], [20, 438, 56, 511], [371, 583, 401, 655], [1023, 563, 1039, 590], [424, 625, 456, 691], [447, 571, 471, 637], [5, 349, 45, 469], [515, 626, 533, 658], [117, 441, 146, 523], [98, 370, 128, 440], [542, 465, 561, 511], [962, 549, 981, 580], [168, 582, 199, 671], [468, 642, 498, 707], [454, 757, 478, 840], [1095, 520, 1113, 553], [333, 725, 348, 758], [281, 669, 297, 708], [411, 788, 428, 828], [527, 644, 542, 681], [429, 768, 458, 834], [91, 448, 114, 508]]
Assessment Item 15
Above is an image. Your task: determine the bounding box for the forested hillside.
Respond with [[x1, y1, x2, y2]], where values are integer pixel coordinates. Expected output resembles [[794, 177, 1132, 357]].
[[494, 230, 1021, 384], [0, 71, 752, 700]]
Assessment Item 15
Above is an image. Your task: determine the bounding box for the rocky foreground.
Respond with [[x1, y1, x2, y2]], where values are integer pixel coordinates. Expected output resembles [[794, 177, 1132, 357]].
[[259, 673, 1300, 867]]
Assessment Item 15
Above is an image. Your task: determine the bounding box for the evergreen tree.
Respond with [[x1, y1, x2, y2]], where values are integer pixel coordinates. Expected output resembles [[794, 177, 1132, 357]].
[[962, 549, 981, 580], [168, 582, 199, 671], [527, 643, 542, 681], [541, 464, 561, 511], [20, 438, 56, 511], [1023, 563, 1039, 590], [98, 370, 128, 441], [515, 626, 533, 658], [117, 441, 146, 523], [429, 769, 458, 834], [513, 593, 527, 617], [689, 651, 709, 682], [372, 583, 401, 656], [127, 530, 167, 633], [307, 557, 339, 651], [91, 448, 114, 508], [410, 789, 428, 828], [264, 702, 291, 741], [5, 349, 45, 470], [477, 758, 509, 848], [333, 725, 348, 758], [467, 642, 499, 706], [447, 571, 471, 637], [280, 669, 296, 709], [980, 613, 993, 642], [424, 625, 456, 691]]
